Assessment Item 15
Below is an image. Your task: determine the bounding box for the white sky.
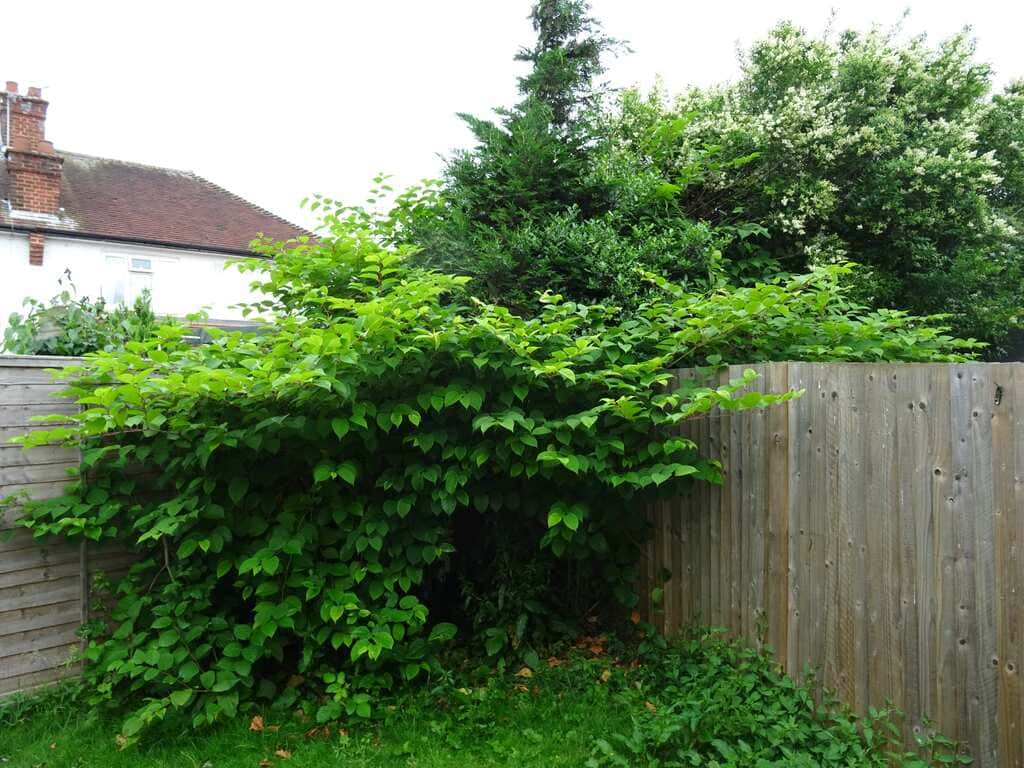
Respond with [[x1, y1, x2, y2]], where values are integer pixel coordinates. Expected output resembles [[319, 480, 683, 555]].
[[3, 1, 1022, 231]]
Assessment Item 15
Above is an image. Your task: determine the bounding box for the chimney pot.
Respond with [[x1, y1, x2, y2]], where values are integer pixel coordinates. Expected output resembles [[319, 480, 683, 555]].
[[26, 86, 41, 98], [5, 81, 17, 93]]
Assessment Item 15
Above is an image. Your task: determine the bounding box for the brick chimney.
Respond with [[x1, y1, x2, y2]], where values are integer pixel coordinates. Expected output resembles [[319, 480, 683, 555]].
[[1, 81, 63, 217]]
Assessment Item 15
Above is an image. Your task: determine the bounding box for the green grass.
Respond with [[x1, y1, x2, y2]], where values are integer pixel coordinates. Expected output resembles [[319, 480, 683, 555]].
[[0, 634, 970, 768], [0, 658, 624, 768]]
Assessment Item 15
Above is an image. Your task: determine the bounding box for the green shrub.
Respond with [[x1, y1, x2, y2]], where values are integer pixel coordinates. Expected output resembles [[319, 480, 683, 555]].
[[7, 205, 975, 740], [3, 274, 160, 356], [590, 630, 972, 767], [609, 24, 1024, 350]]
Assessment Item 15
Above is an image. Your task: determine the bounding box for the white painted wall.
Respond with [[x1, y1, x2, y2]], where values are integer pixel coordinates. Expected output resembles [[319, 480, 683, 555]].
[[0, 230, 266, 343]]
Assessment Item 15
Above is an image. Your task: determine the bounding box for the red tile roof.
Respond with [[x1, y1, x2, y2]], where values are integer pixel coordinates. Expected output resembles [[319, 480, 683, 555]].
[[0, 151, 306, 254]]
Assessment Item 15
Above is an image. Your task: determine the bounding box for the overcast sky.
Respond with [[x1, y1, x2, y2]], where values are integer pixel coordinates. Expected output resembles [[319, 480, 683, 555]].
[[3, 1, 1022, 231]]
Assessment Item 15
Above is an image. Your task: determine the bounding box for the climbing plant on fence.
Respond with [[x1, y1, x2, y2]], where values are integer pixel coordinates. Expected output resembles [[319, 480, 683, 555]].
[[5, 204, 977, 739]]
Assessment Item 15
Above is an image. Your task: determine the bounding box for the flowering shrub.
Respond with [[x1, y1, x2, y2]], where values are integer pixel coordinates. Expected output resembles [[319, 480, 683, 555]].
[[608, 23, 1023, 348]]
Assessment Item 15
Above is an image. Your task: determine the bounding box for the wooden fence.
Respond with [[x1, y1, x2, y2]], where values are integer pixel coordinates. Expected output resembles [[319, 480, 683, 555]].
[[0, 356, 132, 696], [642, 362, 1023, 768]]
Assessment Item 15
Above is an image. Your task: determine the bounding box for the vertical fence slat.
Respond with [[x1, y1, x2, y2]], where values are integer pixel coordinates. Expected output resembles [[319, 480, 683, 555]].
[[766, 363, 790, 657], [994, 365, 1022, 767], [787, 362, 809, 677], [969, 366, 999, 765]]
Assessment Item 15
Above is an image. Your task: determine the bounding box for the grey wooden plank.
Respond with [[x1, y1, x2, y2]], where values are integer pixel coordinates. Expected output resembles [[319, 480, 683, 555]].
[[0, 551, 135, 590], [968, 365, 999, 766], [879, 367, 902, 713], [0, 444, 77, 468], [994, 365, 1022, 768], [929, 366, 959, 741], [0, 574, 80, 613], [950, 365, 978, 751], [0, 403, 78, 428], [0, 662, 79, 697], [726, 365, 743, 635], [0, 426, 71, 444], [0, 356, 80, 368], [0, 368, 70, 385], [0, 621, 81, 661], [0, 539, 80, 576], [0, 482, 74, 529], [0, 643, 80, 682], [0, 600, 80, 638], [766, 363, 790, 658], [822, 364, 845, 701], [841, 365, 869, 709], [897, 366, 932, 739], [806, 365, 829, 692], [0, 384, 71, 406], [0, 462, 76, 485], [787, 362, 811, 677], [748, 371, 768, 647]]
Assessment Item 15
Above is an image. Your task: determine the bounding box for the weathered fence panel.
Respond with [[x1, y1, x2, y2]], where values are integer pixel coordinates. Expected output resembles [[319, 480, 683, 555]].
[[642, 362, 1024, 768], [0, 356, 83, 696]]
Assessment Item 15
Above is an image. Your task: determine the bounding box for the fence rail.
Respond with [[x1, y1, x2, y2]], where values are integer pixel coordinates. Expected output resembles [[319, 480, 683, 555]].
[[641, 362, 1023, 768]]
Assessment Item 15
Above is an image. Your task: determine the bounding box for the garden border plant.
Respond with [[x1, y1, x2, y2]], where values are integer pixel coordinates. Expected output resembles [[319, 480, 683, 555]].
[[4, 203, 978, 742]]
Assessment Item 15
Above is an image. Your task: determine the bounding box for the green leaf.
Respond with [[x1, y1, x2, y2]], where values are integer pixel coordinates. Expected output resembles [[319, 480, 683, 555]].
[[428, 622, 458, 643], [228, 478, 249, 505], [337, 462, 357, 485]]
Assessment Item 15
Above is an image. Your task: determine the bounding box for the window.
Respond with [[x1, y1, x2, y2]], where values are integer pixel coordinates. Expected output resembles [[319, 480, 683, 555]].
[[104, 254, 156, 305]]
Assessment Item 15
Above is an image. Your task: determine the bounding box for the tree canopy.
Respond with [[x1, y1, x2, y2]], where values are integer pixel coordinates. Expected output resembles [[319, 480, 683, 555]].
[[399, 5, 1022, 353]]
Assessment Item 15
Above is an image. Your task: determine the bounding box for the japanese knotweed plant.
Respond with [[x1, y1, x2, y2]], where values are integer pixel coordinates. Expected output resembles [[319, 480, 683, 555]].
[[7, 209, 975, 740]]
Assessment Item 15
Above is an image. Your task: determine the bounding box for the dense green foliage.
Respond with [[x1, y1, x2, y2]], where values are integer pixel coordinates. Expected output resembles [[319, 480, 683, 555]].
[[402, 1, 1020, 351], [3, 276, 160, 356], [7, 205, 976, 740], [402, 0, 694, 313], [614, 25, 1023, 350], [590, 631, 970, 767], [0, 635, 968, 767]]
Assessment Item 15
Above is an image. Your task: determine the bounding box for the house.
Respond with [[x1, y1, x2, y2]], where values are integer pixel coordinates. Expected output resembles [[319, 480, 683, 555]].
[[0, 81, 306, 338]]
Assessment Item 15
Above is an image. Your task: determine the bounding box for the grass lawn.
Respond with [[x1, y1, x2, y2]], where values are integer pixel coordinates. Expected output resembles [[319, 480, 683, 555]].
[[2, 659, 622, 768], [0, 634, 965, 768]]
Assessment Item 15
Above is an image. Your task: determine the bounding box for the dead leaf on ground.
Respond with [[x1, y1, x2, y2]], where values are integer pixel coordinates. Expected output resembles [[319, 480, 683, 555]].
[[630, 610, 641, 624], [575, 634, 606, 656], [546, 656, 563, 668], [258, 760, 273, 768], [515, 666, 533, 678], [274, 749, 293, 759], [644, 701, 657, 713], [250, 715, 265, 732], [600, 668, 612, 683]]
